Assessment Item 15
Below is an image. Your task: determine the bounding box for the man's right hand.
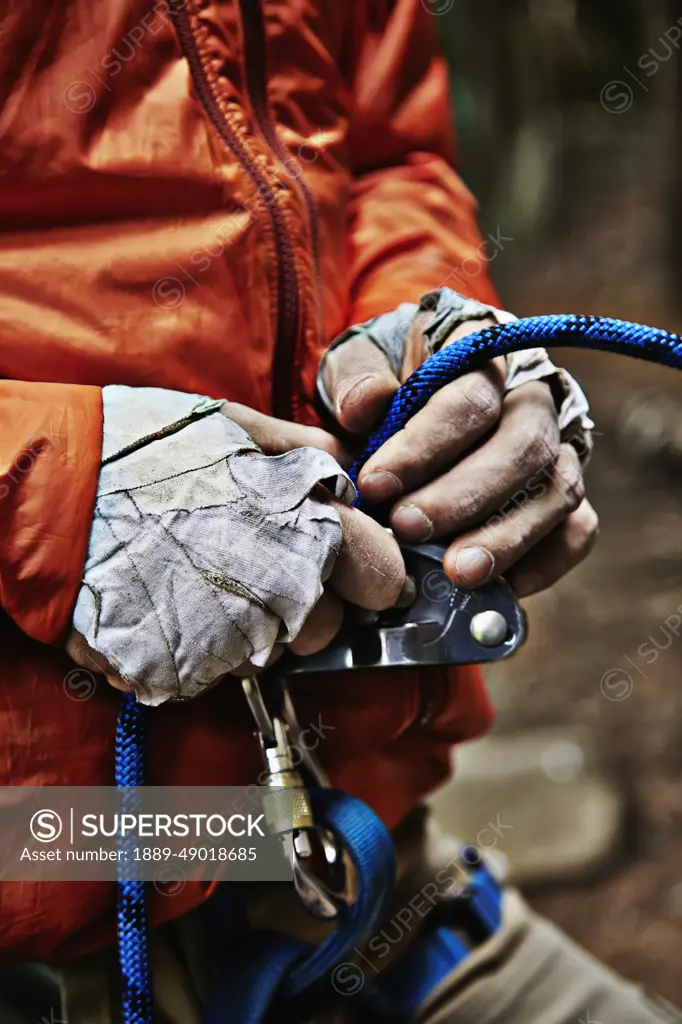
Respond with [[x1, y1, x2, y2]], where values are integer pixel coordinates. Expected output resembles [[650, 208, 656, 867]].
[[66, 390, 404, 704]]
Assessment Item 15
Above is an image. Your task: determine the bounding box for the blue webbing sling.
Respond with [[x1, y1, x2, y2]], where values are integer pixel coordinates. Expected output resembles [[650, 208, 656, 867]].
[[114, 313, 682, 1023]]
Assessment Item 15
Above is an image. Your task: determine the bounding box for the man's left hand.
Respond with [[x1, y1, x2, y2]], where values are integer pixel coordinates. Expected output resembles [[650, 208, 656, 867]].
[[322, 318, 598, 598]]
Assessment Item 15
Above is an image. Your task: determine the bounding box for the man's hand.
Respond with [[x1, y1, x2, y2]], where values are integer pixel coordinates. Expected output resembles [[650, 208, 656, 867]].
[[322, 319, 598, 597], [67, 402, 404, 697]]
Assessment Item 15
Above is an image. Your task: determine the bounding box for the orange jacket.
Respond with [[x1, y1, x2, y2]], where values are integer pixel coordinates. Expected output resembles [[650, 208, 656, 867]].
[[0, 0, 499, 960]]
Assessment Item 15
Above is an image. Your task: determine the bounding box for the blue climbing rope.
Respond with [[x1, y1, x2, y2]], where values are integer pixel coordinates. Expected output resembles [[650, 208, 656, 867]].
[[116, 692, 152, 1024], [115, 313, 682, 1024], [349, 314, 682, 491]]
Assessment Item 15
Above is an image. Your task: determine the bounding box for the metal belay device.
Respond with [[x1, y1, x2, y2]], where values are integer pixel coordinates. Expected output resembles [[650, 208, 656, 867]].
[[115, 314, 682, 1024], [240, 537, 526, 927]]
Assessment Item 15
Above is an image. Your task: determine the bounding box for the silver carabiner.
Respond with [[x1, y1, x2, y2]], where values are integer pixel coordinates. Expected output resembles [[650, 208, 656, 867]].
[[242, 676, 352, 919]]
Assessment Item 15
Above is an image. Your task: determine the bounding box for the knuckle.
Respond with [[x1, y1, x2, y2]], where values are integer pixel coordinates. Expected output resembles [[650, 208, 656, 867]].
[[329, 337, 389, 380], [480, 530, 522, 577], [571, 501, 599, 552], [460, 376, 502, 430], [552, 446, 585, 513], [514, 425, 560, 474], [452, 487, 483, 525], [304, 426, 345, 460], [503, 517, 535, 562]]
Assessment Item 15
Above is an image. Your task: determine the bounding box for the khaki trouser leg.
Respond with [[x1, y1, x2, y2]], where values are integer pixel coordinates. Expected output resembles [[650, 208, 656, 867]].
[[414, 888, 682, 1024]]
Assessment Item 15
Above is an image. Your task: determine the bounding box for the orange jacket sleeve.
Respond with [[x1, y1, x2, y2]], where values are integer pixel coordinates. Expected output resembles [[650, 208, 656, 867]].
[[0, 381, 102, 644], [346, 0, 501, 323]]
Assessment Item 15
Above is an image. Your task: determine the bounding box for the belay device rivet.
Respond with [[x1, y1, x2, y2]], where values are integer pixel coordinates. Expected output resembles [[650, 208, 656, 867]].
[[282, 542, 525, 674], [470, 609, 509, 647]]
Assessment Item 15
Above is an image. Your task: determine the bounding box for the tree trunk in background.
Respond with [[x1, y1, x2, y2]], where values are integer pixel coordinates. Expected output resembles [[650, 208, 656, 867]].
[[667, 0, 682, 308]]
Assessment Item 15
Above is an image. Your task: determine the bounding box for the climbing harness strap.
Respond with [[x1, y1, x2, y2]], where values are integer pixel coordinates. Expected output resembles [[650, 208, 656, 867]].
[[377, 851, 503, 1017], [115, 312, 682, 1024], [203, 786, 397, 1023]]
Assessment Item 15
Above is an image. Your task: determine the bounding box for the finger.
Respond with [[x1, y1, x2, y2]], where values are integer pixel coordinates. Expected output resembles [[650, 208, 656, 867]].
[[326, 500, 405, 610], [230, 644, 285, 677], [321, 334, 400, 434], [225, 402, 352, 466], [389, 382, 561, 542], [440, 316, 498, 347], [358, 363, 505, 503], [442, 443, 586, 586], [288, 589, 344, 656], [506, 498, 599, 598], [65, 631, 134, 693]]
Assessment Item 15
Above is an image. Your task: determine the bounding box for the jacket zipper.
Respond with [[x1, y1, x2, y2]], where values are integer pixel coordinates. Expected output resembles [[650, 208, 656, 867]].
[[172, 4, 445, 737], [237, 0, 324, 351], [170, 1, 301, 421], [233, 5, 448, 734]]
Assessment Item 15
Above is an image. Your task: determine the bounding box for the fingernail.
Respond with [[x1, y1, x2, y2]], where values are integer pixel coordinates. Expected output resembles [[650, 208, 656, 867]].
[[391, 504, 433, 541], [361, 470, 402, 501], [336, 375, 375, 414], [452, 546, 495, 585]]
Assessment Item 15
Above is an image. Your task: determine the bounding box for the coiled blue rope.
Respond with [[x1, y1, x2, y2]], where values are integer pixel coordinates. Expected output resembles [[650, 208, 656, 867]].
[[115, 313, 682, 1024]]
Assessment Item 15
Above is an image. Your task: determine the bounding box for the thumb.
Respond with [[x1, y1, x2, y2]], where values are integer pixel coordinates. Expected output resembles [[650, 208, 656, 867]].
[[321, 334, 400, 434]]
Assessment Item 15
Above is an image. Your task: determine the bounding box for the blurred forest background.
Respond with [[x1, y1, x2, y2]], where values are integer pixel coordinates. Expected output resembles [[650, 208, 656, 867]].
[[431, 0, 682, 1006]]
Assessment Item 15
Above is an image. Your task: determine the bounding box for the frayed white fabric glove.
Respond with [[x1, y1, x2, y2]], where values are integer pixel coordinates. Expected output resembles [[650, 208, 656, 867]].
[[71, 387, 354, 706]]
